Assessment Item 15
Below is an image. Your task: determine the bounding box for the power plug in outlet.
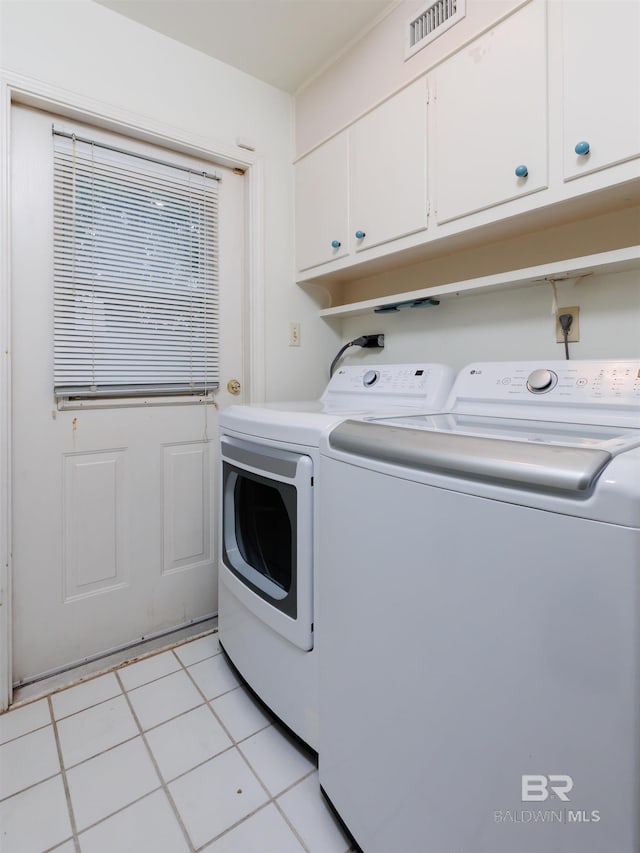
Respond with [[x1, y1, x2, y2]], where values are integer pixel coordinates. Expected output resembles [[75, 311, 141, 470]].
[[556, 306, 580, 343]]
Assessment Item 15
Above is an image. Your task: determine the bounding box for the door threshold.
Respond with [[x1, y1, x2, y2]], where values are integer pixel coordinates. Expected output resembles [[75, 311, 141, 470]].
[[10, 616, 218, 708]]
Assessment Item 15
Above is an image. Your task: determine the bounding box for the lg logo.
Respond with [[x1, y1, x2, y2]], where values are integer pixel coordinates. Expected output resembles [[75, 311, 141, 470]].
[[522, 775, 574, 802]]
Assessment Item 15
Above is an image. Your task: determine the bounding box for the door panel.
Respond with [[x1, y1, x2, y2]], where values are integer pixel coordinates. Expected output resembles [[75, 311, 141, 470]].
[[434, 0, 548, 224], [10, 105, 246, 683], [295, 131, 349, 271], [62, 450, 127, 599], [350, 77, 428, 252], [162, 442, 211, 575], [562, 0, 640, 180]]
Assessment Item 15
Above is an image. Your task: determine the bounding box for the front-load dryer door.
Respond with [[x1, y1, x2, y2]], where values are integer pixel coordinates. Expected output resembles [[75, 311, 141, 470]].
[[220, 435, 313, 651]]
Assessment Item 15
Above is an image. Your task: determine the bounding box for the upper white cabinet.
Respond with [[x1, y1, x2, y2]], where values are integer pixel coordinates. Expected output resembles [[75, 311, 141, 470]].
[[294, 0, 639, 290], [295, 131, 348, 271], [433, 0, 548, 224], [295, 78, 428, 272], [349, 78, 428, 252], [561, 0, 640, 182]]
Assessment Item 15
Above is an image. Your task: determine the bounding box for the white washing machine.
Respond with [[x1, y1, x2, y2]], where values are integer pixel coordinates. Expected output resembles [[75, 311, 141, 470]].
[[318, 359, 640, 853], [218, 363, 454, 750]]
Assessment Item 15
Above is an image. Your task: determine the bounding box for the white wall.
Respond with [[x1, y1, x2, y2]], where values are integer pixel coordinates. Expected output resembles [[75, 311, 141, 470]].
[[339, 268, 640, 372], [0, 0, 339, 401], [295, 0, 522, 155], [334, 206, 640, 369]]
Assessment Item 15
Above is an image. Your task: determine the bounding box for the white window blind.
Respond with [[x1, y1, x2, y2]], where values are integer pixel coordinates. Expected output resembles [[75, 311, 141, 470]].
[[53, 130, 221, 399]]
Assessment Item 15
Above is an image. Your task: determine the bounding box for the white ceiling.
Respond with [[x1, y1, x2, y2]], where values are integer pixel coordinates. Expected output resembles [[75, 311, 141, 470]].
[[95, 0, 396, 93]]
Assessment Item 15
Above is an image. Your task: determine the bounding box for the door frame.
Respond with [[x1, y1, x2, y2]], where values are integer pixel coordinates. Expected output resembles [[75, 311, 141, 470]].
[[0, 71, 267, 710]]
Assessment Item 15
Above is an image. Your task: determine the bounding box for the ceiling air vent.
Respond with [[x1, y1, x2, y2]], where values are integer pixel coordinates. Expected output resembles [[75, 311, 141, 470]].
[[406, 0, 466, 59]]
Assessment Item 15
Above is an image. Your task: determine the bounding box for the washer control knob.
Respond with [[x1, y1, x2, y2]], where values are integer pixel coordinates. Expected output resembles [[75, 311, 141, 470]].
[[526, 368, 557, 393], [363, 370, 380, 387]]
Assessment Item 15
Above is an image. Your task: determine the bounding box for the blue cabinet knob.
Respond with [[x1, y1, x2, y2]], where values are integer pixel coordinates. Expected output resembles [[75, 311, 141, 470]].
[[515, 164, 528, 178], [331, 240, 341, 249], [355, 230, 366, 240], [575, 141, 590, 156]]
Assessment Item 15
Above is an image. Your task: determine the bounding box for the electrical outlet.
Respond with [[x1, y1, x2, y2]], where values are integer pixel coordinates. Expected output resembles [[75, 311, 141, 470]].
[[288, 322, 301, 347], [555, 306, 580, 343]]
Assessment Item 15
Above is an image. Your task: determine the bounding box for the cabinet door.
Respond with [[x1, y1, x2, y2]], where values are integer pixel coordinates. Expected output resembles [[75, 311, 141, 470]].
[[434, 0, 548, 225], [562, 0, 640, 181], [295, 132, 348, 271], [349, 77, 428, 253]]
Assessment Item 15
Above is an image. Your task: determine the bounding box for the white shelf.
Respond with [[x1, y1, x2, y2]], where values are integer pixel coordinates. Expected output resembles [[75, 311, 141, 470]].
[[318, 245, 640, 319]]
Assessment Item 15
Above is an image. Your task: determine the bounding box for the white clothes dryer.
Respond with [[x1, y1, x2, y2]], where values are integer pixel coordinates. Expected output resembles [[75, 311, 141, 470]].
[[218, 363, 454, 750], [318, 359, 640, 853]]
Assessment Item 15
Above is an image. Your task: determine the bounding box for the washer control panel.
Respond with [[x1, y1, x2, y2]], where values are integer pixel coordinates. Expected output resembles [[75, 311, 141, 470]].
[[327, 364, 451, 395], [526, 369, 558, 394], [323, 363, 455, 409], [363, 370, 380, 387], [456, 361, 640, 404]]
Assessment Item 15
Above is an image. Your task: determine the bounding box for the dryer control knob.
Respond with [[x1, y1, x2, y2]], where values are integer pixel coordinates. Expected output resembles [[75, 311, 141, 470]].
[[363, 370, 380, 387], [526, 368, 557, 393]]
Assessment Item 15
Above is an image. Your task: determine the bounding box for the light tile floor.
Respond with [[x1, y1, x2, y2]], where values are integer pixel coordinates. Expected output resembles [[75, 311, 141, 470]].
[[0, 632, 354, 853]]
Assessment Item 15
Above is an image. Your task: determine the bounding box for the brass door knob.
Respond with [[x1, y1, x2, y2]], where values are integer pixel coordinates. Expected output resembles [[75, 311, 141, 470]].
[[226, 379, 241, 395]]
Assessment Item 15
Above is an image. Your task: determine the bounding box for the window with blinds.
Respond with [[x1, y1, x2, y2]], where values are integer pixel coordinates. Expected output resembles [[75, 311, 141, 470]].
[[52, 130, 221, 400]]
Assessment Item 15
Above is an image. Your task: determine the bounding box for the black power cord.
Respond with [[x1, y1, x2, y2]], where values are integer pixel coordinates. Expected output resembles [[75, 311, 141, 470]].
[[558, 313, 573, 360], [329, 334, 385, 377]]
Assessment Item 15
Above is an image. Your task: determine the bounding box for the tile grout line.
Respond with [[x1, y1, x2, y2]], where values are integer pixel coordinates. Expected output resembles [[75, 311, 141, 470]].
[[36, 644, 253, 844], [42, 667, 205, 837], [48, 644, 220, 734], [0, 770, 62, 805], [44, 640, 210, 724], [176, 644, 251, 753], [62, 647, 264, 788], [47, 694, 81, 853], [230, 746, 315, 853], [0, 720, 50, 749], [50, 685, 141, 775], [0, 721, 61, 804], [70, 787, 168, 840], [191, 800, 299, 853], [113, 662, 197, 853], [49, 688, 123, 724], [223, 705, 317, 852], [175, 643, 289, 752], [271, 768, 318, 853], [8, 625, 218, 710], [58, 731, 141, 773], [2, 636, 331, 853], [178, 646, 313, 852], [171, 644, 275, 850]]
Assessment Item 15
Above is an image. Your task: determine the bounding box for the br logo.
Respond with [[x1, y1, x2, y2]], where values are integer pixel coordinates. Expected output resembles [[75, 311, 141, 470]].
[[522, 775, 573, 802]]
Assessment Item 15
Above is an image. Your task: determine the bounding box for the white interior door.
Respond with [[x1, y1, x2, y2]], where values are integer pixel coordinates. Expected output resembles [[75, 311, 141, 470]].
[[10, 105, 247, 685]]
